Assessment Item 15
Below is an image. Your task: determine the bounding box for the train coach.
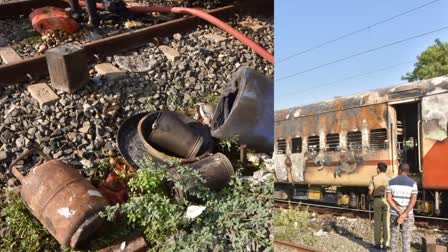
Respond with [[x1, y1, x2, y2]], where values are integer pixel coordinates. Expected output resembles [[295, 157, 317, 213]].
[[274, 75, 448, 216]]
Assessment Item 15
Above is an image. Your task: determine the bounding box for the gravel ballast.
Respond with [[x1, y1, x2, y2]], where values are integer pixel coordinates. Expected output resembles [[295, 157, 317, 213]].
[[286, 212, 448, 252], [0, 14, 273, 182]]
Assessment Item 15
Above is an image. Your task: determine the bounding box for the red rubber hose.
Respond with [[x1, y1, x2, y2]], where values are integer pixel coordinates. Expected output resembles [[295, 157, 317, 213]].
[[77, 1, 274, 64]]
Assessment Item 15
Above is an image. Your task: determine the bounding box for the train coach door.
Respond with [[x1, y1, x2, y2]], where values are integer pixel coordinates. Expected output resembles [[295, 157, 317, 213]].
[[389, 101, 422, 174]]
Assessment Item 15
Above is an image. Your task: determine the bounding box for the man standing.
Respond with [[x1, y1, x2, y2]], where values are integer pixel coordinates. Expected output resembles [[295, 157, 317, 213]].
[[368, 162, 391, 249], [386, 163, 418, 252]]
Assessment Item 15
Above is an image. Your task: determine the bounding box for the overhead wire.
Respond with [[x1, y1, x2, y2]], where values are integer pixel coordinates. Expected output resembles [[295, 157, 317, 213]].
[[280, 60, 414, 102], [275, 25, 448, 82], [277, 0, 442, 63]]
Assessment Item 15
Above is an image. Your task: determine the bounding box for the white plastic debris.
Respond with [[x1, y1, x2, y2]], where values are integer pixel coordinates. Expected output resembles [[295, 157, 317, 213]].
[[313, 229, 328, 237], [185, 205, 206, 220], [120, 241, 126, 251]]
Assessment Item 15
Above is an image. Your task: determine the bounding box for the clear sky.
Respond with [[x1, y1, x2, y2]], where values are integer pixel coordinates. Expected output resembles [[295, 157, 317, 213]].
[[275, 0, 448, 110]]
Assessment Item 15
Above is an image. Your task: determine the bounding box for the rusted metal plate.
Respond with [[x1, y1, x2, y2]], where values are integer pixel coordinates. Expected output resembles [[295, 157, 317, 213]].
[[0, 0, 67, 18], [0, 5, 236, 85]]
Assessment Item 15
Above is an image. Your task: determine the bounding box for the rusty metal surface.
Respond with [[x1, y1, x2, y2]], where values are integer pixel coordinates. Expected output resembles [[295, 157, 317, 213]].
[[137, 111, 213, 165], [211, 67, 274, 154], [148, 111, 204, 160], [0, 5, 237, 85], [275, 103, 393, 186], [9, 148, 108, 248], [189, 152, 234, 190], [275, 76, 448, 122], [274, 76, 448, 187], [116, 112, 149, 170], [0, 0, 67, 18]]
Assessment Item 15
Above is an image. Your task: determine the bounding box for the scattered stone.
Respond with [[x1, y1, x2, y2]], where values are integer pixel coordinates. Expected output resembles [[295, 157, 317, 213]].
[[80, 159, 93, 168], [94, 63, 126, 80], [79, 121, 91, 134], [114, 55, 153, 72], [203, 33, 227, 43], [53, 150, 63, 159], [173, 33, 182, 41], [158, 45, 180, 61], [0, 151, 7, 161], [26, 83, 60, 107], [0, 46, 22, 64], [15, 137, 25, 148], [239, 21, 264, 32]]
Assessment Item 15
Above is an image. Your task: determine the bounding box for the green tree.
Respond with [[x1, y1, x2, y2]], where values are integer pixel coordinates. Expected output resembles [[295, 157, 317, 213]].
[[402, 39, 448, 81]]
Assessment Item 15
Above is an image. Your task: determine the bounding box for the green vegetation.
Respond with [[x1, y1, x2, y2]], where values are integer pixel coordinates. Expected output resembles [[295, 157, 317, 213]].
[[402, 39, 448, 81], [101, 157, 273, 251], [273, 205, 316, 245], [0, 189, 63, 252]]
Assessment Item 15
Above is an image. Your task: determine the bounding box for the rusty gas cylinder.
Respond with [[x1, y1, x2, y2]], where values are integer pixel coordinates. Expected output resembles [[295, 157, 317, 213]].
[[9, 148, 108, 248]]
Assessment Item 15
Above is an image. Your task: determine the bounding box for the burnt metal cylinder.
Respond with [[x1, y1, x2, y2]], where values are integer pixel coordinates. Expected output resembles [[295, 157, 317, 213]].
[[137, 111, 214, 164], [189, 153, 234, 190], [149, 111, 204, 160], [210, 67, 274, 154], [9, 148, 108, 248]]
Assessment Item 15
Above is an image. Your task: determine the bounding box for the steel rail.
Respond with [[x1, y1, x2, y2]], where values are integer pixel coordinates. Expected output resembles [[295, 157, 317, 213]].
[[0, 5, 237, 85], [274, 240, 320, 252], [274, 199, 448, 221]]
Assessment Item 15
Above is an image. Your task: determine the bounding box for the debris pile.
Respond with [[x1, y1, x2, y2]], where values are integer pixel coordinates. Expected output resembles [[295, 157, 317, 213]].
[[0, 6, 273, 249], [1, 67, 273, 250]]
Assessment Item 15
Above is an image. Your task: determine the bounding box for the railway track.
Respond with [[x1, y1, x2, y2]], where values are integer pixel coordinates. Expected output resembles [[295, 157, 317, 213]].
[[0, 0, 240, 84], [274, 240, 320, 252], [274, 199, 448, 230]]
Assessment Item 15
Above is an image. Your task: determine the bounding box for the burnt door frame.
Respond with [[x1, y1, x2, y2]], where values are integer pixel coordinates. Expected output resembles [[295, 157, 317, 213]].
[[388, 98, 422, 174]]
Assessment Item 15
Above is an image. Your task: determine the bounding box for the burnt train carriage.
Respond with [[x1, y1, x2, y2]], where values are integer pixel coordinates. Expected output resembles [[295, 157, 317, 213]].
[[274, 76, 448, 216]]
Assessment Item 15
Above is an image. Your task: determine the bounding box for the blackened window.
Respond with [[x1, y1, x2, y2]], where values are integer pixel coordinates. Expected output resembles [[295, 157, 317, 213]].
[[292, 137, 302, 153], [347, 131, 362, 151], [370, 128, 388, 150], [277, 139, 287, 154], [326, 133, 340, 152], [307, 136, 320, 153]]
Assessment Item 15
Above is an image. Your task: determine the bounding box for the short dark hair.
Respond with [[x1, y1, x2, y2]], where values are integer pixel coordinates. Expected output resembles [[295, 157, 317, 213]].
[[399, 163, 410, 172], [377, 162, 387, 172]]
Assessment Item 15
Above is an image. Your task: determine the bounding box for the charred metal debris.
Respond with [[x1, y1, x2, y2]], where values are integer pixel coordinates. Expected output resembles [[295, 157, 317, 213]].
[[0, 0, 274, 249], [5, 67, 273, 249]]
